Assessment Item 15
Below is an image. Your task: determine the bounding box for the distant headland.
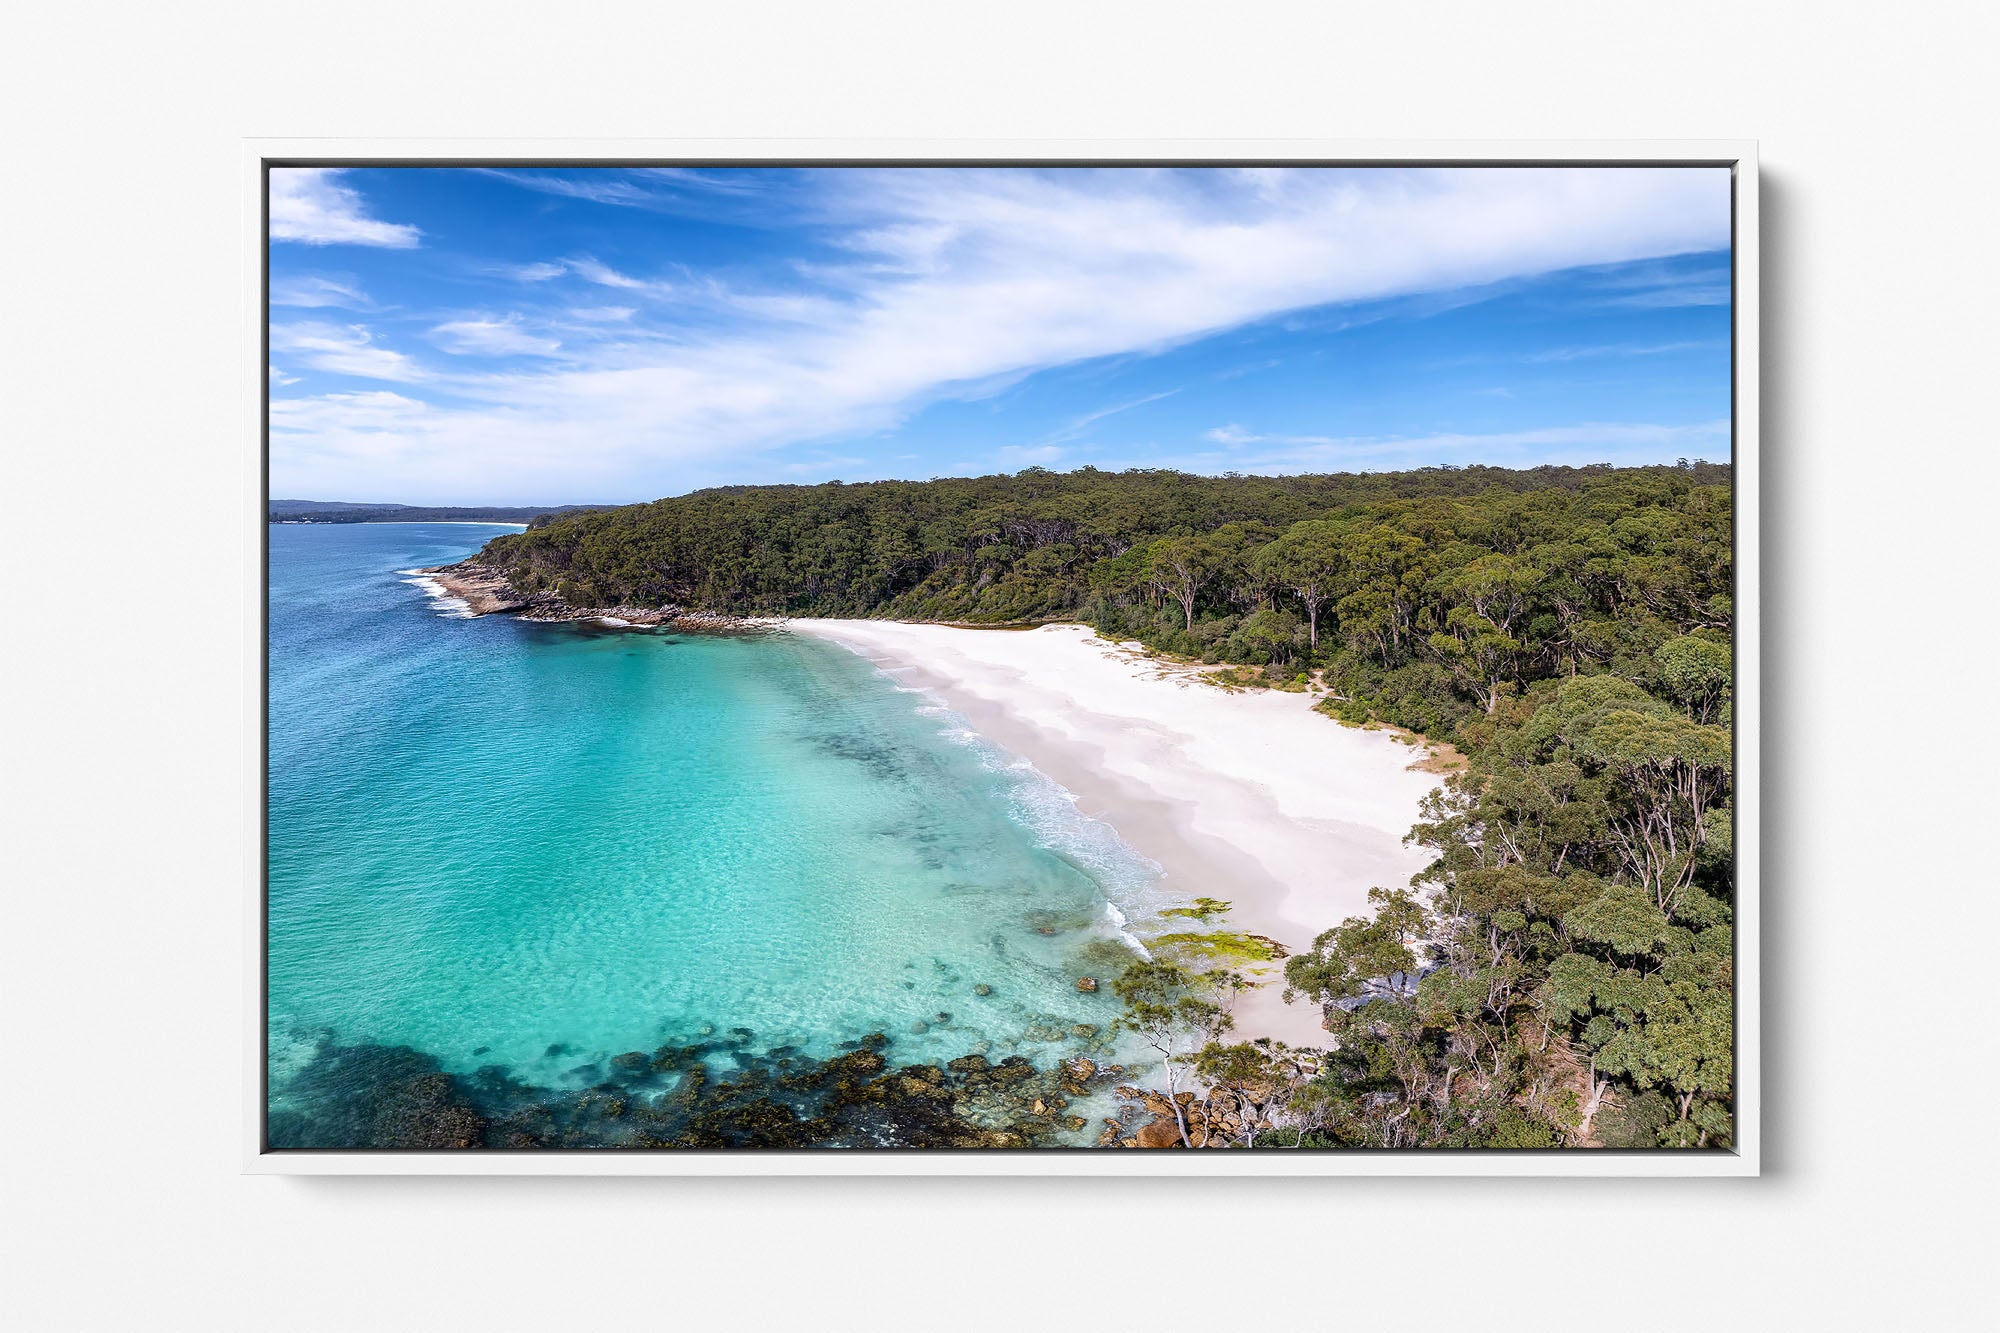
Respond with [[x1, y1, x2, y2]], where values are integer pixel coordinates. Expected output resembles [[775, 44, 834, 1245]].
[[269, 500, 609, 526]]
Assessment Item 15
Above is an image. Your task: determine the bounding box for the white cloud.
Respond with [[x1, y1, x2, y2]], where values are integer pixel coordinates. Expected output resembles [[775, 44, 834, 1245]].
[[272, 166, 1731, 500], [566, 256, 659, 292], [270, 169, 420, 248], [270, 274, 369, 308], [477, 170, 659, 208], [429, 314, 562, 357], [272, 388, 428, 430], [270, 392, 442, 477], [484, 166, 777, 211], [270, 322, 428, 382]]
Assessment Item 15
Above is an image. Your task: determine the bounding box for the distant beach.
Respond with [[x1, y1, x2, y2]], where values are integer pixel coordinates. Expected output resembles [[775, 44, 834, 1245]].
[[787, 620, 1446, 1049]]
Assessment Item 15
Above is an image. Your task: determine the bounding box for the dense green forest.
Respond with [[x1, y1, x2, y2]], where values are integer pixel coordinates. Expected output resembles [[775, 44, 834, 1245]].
[[476, 461, 1736, 1149]]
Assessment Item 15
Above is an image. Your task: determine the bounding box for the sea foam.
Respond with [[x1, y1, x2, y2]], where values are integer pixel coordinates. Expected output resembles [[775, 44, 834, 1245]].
[[397, 568, 475, 619]]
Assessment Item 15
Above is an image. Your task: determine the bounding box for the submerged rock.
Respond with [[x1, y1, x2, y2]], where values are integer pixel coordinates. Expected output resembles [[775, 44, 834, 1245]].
[[1058, 1057, 1099, 1093], [987, 1057, 1037, 1087], [272, 1018, 1112, 1152], [268, 1043, 486, 1150]]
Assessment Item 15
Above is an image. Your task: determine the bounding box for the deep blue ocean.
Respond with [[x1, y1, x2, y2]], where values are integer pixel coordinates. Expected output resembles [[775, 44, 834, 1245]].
[[267, 523, 1161, 1128]]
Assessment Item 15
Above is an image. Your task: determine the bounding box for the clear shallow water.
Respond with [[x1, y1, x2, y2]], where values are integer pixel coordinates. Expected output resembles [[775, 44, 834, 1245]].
[[267, 523, 1163, 1111]]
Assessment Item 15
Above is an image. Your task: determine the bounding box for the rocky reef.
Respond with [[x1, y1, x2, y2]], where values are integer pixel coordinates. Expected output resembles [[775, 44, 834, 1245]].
[[267, 1027, 1130, 1151]]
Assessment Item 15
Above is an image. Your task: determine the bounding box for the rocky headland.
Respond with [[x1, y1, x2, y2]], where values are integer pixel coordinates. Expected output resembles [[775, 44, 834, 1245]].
[[422, 561, 778, 632]]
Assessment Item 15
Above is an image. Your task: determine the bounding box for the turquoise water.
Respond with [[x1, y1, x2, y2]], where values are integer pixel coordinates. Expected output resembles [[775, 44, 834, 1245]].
[[267, 523, 1161, 1116]]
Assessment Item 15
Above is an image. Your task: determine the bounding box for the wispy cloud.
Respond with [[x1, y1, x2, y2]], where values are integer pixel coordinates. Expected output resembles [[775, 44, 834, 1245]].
[[564, 256, 668, 294], [270, 274, 371, 309], [1581, 260, 1730, 309], [506, 261, 569, 282], [638, 167, 769, 195], [1604, 284, 1730, 308], [528, 255, 847, 328], [270, 169, 419, 248], [272, 166, 1731, 500], [477, 170, 661, 208], [482, 166, 778, 212], [1525, 339, 1725, 363], [429, 314, 562, 357], [271, 322, 429, 382], [1037, 389, 1182, 447]]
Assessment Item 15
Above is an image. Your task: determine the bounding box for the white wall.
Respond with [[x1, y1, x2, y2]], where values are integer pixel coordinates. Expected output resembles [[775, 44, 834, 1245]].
[[6, 3, 1995, 1327]]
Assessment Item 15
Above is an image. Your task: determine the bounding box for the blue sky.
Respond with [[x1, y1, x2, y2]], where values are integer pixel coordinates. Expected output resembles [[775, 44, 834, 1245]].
[[268, 165, 1731, 504]]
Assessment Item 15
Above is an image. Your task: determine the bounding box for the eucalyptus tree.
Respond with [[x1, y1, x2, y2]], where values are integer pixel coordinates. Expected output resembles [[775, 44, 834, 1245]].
[[1524, 677, 1732, 917], [1282, 886, 1429, 1020], [1652, 634, 1734, 723], [1427, 551, 1543, 712], [1252, 519, 1348, 649], [1331, 523, 1433, 664], [1111, 959, 1240, 1148], [1192, 1038, 1303, 1148], [1144, 534, 1223, 632]]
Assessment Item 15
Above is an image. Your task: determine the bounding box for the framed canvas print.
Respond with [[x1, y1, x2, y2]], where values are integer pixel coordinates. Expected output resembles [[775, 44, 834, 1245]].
[[247, 139, 1758, 1175]]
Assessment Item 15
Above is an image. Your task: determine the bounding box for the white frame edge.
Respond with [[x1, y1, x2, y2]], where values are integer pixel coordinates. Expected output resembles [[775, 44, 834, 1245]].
[[243, 138, 1760, 1177]]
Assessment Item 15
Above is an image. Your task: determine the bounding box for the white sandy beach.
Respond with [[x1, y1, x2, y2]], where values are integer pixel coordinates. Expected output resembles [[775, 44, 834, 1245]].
[[787, 620, 1446, 1050]]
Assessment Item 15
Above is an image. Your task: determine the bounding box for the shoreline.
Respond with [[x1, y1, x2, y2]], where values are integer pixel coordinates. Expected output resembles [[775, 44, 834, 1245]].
[[788, 620, 1445, 1050]]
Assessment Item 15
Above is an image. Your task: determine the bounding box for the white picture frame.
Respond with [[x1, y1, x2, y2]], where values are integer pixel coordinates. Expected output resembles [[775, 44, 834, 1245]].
[[245, 138, 1758, 1176]]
